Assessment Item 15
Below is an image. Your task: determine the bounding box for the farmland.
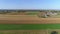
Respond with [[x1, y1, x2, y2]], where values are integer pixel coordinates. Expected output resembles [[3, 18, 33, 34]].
[[0, 24, 60, 34], [0, 15, 60, 34], [0, 10, 60, 34], [0, 24, 60, 30]]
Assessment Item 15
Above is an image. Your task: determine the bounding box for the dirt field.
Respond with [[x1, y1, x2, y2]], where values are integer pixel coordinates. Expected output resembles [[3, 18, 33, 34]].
[[0, 29, 60, 34], [0, 15, 60, 24], [0, 30, 47, 34]]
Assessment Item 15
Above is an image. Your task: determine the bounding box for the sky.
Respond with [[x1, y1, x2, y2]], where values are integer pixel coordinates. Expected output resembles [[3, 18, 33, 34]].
[[0, 0, 60, 10]]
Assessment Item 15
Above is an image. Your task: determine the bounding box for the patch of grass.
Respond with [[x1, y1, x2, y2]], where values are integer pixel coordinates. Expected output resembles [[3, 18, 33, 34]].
[[0, 24, 60, 30], [25, 12, 39, 15], [26, 12, 38, 15]]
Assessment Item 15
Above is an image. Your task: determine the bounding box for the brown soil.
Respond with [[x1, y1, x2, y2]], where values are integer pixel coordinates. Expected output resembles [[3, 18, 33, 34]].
[[0, 30, 60, 34], [0, 30, 47, 34], [0, 15, 60, 24]]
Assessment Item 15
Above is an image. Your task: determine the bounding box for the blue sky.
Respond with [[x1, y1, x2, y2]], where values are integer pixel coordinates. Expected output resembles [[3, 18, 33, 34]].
[[0, 0, 60, 9]]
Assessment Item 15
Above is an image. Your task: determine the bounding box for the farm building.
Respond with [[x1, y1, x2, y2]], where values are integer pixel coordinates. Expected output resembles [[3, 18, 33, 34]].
[[38, 11, 58, 18]]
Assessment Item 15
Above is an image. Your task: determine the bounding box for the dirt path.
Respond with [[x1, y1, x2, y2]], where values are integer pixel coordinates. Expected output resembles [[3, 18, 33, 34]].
[[0, 30, 60, 34], [0, 30, 47, 34]]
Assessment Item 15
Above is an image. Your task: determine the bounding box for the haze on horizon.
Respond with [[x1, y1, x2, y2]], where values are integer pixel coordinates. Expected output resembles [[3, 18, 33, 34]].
[[0, 0, 60, 10]]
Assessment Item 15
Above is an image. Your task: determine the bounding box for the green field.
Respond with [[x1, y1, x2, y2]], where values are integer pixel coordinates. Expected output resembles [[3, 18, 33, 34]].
[[0, 24, 60, 30], [26, 12, 39, 15]]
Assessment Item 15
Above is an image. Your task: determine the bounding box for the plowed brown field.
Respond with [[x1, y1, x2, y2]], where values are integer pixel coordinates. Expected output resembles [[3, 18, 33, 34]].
[[0, 15, 60, 24]]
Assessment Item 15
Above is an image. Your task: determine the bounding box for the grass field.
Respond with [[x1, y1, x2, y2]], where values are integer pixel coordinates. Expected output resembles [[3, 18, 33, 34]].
[[26, 12, 39, 15], [0, 24, 60, 30], [0, 24, 59, 34]]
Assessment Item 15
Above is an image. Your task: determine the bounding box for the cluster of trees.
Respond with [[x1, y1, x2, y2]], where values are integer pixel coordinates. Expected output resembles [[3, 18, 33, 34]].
[[0, 10, 26, 14], [0, 10, 60, 14]]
